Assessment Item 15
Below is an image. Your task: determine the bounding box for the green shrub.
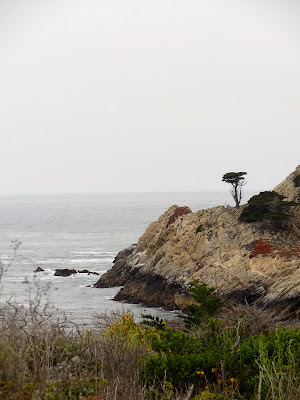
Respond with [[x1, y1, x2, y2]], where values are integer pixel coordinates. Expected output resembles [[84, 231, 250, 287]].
[[149, 328, 200, 355], [141, 314, 167, 330], [239, 191, 298, 227], [179, 281, 220, 331], [236, 327, 300, 395], [144, 324, 237, 389]]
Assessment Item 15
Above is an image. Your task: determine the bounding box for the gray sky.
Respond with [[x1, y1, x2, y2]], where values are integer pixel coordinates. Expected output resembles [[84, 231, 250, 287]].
[[0, 0, 299, 194]]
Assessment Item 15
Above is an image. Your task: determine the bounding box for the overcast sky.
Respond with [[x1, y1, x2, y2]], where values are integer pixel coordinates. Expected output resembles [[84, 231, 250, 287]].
[[0, 0, 299, 194]]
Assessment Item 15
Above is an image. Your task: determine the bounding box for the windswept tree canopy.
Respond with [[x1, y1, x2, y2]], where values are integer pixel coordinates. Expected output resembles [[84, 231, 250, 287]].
[[222, 171, 247, 208]]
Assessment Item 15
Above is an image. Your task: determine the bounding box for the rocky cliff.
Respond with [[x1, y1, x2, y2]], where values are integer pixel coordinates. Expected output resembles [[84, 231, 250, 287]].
[[273, 164, 300, 202], [95, 167, 300, 317]]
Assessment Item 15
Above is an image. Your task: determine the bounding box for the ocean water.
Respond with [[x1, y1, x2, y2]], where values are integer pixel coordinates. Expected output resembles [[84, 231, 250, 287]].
[[0, 191, 254, 328]]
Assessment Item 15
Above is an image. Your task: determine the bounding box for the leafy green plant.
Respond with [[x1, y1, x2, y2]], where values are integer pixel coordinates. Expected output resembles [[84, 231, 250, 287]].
[[142, 314, 167, 330], [178, 280, 220, 331]]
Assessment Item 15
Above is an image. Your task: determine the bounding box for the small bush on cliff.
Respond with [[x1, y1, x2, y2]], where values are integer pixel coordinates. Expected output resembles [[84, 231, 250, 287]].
[[195, 224, 204, 234], [239, 191, 298, 228], [179, 281, 220, 331]]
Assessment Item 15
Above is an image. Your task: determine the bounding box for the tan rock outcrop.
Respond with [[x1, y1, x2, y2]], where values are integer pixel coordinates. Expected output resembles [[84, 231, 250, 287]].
[[273, 165, 300, 201], [95, 167, 300, 317]]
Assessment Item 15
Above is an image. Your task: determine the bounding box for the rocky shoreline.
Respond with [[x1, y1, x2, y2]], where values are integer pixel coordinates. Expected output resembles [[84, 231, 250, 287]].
[[94, 166, 300, 317]]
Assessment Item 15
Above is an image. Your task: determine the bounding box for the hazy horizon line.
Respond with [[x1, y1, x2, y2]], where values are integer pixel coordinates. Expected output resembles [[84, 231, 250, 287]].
[[0, 188, 262, 196]]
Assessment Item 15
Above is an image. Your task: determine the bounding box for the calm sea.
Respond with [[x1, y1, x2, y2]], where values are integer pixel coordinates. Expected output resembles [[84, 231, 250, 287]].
[[0, 191, 255, 328]]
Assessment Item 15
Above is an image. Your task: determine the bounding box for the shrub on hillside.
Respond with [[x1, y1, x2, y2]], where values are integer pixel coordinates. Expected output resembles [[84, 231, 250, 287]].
[[178, 280, 220, 331], [239, 191, 298, 228]]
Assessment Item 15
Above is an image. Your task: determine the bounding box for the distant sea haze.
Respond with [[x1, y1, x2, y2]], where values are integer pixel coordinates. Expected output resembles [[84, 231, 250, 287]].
[[0, 191, 256, 327]]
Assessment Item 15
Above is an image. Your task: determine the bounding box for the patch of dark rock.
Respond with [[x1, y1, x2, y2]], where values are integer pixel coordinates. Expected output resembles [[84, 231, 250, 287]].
[[224, 284, 267, 305], [54, 268, 100, 277], [263, 297, 300, 320], [223, 285, 300, 318], [113, 272, 187, 310], [78, 269, 99, 275], [34, 267, 45, 273], [94, 259, 132, 287], [206, 231, 213, 241], [113, 244, 136, 263], [54, 269, 77, 277]]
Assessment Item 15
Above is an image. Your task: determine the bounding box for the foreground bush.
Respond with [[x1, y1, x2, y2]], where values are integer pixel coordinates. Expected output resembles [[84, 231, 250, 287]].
[[0, 295, 300, 399]]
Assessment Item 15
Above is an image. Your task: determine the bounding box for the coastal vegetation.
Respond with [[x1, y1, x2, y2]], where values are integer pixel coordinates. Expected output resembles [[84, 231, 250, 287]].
[[1, 167, 299, 399], [239, 191, 298, 228], [0, 281, 300, 399], [222, 172, 247, 208]]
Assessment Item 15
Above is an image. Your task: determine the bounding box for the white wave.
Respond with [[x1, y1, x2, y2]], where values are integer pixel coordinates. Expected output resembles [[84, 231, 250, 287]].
[[73, 251, 116, 255], [70, 259, 107, 264], [38, 259, 63, 264]]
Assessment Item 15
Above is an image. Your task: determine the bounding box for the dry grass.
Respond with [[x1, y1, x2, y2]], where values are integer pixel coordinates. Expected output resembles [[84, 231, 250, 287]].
[[0, 281, 299, 399]]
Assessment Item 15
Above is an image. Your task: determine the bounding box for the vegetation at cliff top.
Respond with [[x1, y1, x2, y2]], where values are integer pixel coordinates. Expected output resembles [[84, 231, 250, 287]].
[[239, 191, 298, 229], [1, 281, 300, 399], [222, 172, 247, 208]]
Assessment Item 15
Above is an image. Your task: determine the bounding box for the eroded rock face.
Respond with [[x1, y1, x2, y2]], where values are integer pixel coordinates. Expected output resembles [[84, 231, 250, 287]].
[[113, 244, 137, 263], [94, 245, 136, 288], [95, 169, 300, 317], [273, 165, 300, 202]]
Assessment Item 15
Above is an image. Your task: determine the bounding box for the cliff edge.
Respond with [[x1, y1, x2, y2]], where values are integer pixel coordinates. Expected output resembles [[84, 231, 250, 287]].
[[95, 167, 300, 317]]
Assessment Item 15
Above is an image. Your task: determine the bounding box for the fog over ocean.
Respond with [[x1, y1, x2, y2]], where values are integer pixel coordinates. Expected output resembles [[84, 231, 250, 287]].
[[0, 191, 256, 328]]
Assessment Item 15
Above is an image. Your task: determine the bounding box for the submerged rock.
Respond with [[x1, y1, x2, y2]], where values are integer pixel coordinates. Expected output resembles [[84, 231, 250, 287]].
[[94, 167, 300, 318]]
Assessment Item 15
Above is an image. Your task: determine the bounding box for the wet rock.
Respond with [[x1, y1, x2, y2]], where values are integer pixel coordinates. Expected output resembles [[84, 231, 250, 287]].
[[113, 244, 136, 263], [78, 269, 99, 275], [34, 267, 45, 273], [54, 269, 77, 277], [94, 258, 131, 288]]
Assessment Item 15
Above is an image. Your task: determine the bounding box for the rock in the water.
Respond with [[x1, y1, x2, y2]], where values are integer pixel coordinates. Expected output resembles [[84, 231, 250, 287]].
[[54, 269, 77, 277], [34, 267, 45, 273], [54, 268, 99, 277], [78, 269, 99, 275]]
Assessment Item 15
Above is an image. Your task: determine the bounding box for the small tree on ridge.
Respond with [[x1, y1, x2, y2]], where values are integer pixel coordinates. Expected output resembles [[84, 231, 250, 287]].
[[222, 171, 247, 208]]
